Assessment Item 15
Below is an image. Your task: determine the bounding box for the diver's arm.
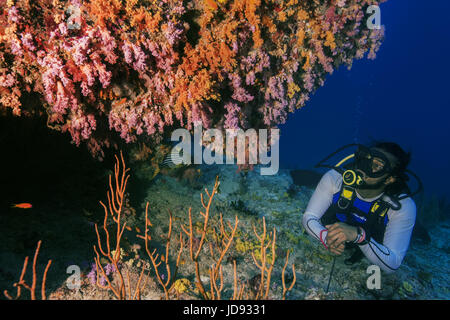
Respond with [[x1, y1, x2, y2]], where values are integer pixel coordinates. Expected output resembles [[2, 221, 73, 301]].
[[301, 170, 339, 247], [358, 199, 416, 273], [302, 214, 329, 247]]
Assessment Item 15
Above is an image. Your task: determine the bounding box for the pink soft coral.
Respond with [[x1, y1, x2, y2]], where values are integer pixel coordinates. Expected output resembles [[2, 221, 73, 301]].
[[0, 0, 388, 158]]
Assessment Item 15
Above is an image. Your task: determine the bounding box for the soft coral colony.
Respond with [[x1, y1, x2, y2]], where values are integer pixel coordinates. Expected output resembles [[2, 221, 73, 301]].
[[0, 0, 386, 159]]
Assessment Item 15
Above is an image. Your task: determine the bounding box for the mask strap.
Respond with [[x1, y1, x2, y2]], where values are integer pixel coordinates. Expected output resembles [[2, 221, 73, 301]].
[[397, 169, 423, 200], [315, 143, 361, 169]]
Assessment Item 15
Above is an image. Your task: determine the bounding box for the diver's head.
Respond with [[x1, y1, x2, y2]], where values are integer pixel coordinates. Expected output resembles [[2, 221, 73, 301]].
[[355, 142, 411, 192]]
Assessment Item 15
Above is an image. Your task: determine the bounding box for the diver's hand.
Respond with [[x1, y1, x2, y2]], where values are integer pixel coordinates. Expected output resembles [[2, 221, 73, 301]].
[[329, 242, 345, 255], [325, 222, 358, 250]]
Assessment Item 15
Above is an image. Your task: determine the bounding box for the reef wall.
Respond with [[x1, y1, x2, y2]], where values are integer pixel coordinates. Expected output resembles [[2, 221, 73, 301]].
[[0, 0, 386, 159]]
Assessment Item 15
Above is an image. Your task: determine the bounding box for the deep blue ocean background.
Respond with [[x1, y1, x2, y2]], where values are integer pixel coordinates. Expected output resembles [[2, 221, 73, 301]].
[[0, 1, 448, 300], [279, 0, 450, 201]]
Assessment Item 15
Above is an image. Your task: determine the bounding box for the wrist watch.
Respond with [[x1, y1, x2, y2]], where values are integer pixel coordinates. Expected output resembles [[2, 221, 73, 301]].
[[352, 229, 361, 243], [356, 227, 369, 245]]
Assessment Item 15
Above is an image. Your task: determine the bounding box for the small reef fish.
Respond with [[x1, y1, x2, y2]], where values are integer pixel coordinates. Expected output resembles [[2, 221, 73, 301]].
[[11, 203, 33, 209], [161, 144, 188, 169]]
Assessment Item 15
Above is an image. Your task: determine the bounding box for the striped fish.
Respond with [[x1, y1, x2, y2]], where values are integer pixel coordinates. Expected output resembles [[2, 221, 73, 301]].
[[160, 145, 191, 169]]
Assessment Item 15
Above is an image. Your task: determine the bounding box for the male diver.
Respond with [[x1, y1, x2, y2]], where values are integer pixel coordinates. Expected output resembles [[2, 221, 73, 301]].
[[302, 142, 421, 273]]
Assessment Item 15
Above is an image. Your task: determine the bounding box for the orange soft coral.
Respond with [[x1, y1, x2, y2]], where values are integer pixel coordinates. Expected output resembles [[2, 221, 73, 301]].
[[86, 0, 122, 27]]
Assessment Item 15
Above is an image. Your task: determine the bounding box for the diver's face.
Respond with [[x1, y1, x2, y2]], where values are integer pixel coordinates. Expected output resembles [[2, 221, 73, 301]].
[[357, 169, 388, 186], [356, 148, 397, 188]]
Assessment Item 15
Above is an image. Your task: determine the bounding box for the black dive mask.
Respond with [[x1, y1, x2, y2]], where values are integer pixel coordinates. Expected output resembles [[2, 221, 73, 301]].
[[315, 144, 393, 188], [315, 143, 423, 200], [353, 145, 392, 179]]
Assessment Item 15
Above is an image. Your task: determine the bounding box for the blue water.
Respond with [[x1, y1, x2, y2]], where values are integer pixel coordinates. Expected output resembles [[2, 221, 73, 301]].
[[279, 0, 450, 200]]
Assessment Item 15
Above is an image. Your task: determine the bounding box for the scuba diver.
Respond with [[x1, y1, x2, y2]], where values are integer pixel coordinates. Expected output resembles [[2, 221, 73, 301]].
[[302, 142, 422, 273]]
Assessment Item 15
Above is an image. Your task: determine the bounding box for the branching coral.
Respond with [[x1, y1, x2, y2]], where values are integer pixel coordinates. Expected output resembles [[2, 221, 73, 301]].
[[91, 153, 295, 300], [281, 248, 296, 300], [3, 240, 52, 300], [93, 150, 185, 300], [250, 217, 277, 299], [93, 151, 148, 299], [0, 0, 388, 158], [180, 177, 240, 299], [140, 204, 184, 300], [179, 176, 296, 300]]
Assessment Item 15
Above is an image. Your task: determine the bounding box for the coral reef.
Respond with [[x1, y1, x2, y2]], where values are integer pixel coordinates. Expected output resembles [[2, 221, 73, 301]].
[[89, 152, 296, 300], [0, 0, 387, 159], [2, 158, 449, 300], [92, 152, 147, 299], [3, 240, 52, 300], [416, 193, 450, 228], [290, 169, 323, 189], [140, 163, 449, 300]]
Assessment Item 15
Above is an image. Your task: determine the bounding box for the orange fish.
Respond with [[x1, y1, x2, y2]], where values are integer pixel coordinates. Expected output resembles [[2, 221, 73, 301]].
[[11, 203, 33, 209], [117, 97, 127, 105]]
